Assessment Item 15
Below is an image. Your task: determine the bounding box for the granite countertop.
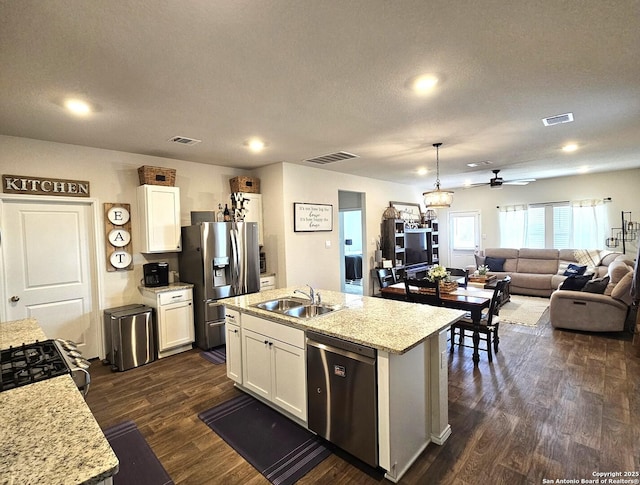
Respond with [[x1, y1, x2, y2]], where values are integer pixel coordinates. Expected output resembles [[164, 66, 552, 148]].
[[0, 318, 119, 485], [138, 281, 194, 294], [220, 287, 465, 355]]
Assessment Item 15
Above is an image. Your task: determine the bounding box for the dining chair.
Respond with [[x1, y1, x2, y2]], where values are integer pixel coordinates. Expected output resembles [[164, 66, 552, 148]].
[[446, 267, 469, 288], [449, 276, 511, 362], [404, 277, 442, 306], [375, 268, 397, 289]]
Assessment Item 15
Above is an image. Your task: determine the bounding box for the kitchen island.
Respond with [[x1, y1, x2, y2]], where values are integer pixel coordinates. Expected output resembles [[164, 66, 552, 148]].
[[221, 287, 464, 483], [0, 318, 119, 485]]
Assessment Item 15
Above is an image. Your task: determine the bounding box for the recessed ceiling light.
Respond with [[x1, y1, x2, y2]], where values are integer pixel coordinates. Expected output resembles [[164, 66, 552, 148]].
[[562, 143, 578, 152], [577, 166, 590, 173], [64, 98, 91, 116], [412, 74, 438, 94], [417, 167, 428, 176], [246, 138, 266, 153]]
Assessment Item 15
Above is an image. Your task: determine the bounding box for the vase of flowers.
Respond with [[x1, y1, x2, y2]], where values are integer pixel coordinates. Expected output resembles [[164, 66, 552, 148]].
[[427, 264, 458, 293], [427, 264, 449, 282], [477, 264, 489, 276]]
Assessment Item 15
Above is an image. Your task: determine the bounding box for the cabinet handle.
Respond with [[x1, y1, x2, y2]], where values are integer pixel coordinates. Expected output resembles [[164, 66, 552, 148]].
[[264, 340, 269, 345], [268, 341, 273, 347], [233, 329, 238, 334]]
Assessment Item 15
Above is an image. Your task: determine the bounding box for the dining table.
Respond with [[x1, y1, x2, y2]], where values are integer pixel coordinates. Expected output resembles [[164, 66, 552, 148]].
[[380, 282, 493, 364]]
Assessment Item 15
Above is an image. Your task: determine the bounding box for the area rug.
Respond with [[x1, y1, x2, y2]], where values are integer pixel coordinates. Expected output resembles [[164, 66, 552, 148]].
[[103, 420, 174, 485], [499, 295, 549, 327], [198, 393, 331, 485], [200, 345, 226, 364]]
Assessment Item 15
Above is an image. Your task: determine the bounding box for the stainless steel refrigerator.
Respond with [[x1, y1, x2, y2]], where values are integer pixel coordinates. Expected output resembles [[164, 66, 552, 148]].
[[179, 222, 260, 350]]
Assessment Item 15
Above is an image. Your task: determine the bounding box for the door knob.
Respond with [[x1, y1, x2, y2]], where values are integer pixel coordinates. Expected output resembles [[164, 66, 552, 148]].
[[10, 296, 20, 302]]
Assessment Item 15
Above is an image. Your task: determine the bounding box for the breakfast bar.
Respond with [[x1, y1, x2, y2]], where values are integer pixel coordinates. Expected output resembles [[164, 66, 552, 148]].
[[221, 288, 465, 482]]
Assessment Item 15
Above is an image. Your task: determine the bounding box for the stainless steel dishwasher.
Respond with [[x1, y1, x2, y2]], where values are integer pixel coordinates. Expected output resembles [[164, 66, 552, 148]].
[[306, 331, 378, 468]]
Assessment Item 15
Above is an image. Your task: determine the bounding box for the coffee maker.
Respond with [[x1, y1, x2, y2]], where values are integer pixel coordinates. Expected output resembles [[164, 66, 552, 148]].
[[143, 262, 169, 287]]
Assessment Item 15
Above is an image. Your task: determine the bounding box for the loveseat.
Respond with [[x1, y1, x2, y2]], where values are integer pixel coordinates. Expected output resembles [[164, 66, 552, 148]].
[[469, 248, 630, 297]]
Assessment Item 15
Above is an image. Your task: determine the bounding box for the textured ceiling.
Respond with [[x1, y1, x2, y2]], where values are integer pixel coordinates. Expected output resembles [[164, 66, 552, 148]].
[[1, 0, 639, 189]]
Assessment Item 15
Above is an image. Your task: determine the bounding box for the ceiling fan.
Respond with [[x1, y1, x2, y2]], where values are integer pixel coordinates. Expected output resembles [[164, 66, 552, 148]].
[[470, 169, 536, 188]]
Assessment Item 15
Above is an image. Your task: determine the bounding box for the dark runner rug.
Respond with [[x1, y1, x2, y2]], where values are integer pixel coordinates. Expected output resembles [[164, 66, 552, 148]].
[[200, 345, 226, 364], [103, 420, 174, 485], [198, 393, 331, 485]]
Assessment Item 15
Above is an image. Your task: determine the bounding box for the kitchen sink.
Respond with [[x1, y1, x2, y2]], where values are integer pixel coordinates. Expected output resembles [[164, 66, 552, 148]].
[[283, 304, 336, 319], [254, 298, 308, 312], [253, 298, 339, 319]]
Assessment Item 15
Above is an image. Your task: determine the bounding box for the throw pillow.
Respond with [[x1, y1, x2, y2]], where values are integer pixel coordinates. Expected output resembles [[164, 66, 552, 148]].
[[563, 263, 587, 276], [474, 254, 486, 268], [574, 249, 601, 269], [611, 272, 633, 306], [560, 275, 592, 291], [581, 276, 610, 294], [484, 256, 505, 272]]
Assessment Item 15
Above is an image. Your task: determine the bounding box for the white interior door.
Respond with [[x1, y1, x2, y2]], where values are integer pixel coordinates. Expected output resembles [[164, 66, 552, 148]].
[[448, 210, 481, 270], [2, 199, 99, 358]]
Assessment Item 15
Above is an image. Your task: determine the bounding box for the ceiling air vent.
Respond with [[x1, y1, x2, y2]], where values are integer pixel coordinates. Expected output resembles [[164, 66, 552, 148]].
[[168, 136, 202, 146], [542, 112, 574, 127], [304, 151, 359, 165]]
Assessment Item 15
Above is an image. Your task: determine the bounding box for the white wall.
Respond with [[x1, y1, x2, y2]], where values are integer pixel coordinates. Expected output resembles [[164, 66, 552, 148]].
[[435, 168, 640, 266], [0, 135, 249, 310], [342, 211, 363, 254], [274, 163, 424, 295]]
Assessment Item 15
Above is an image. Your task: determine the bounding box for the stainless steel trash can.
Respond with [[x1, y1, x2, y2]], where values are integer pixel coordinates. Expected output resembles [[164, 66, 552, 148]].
[[104, 304, 156, 371]]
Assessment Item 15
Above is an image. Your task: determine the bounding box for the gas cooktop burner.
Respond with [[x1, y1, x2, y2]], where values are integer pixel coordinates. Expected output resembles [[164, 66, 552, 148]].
[[0, 340, 71, 392]]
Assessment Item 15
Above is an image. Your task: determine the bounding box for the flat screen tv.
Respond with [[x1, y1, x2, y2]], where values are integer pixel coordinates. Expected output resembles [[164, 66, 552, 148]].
[[404, 229, 430, 267]]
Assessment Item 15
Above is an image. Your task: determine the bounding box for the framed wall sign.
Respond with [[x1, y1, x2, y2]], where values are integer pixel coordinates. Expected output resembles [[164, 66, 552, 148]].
[[2, 174, 90, 197], [390, 201, 422, 222], [294, 202, 333, 232]]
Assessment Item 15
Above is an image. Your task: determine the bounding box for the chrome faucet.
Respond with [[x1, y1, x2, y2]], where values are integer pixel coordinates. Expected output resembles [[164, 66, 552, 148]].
[[294, 284, 319, 304]]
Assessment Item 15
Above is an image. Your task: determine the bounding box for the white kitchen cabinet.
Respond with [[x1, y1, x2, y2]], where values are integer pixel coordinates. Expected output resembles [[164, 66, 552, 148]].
[[141, 287, 194, 358], [233, 193, 263, 246], [259, 274, 276, 291], [240, 314, 306, 421], [137, 184, 182, 253], [225, 309, 242, 384]]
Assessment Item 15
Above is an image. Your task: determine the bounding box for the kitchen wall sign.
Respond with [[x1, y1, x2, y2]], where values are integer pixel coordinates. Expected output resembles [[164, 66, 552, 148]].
[[294, 202, 333, 232], [104, 203, 133, 271], [2, 174, 90, 197]]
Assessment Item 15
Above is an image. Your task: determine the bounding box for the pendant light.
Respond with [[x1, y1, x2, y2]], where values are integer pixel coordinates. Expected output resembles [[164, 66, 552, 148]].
[[423, 142, 454, 208]]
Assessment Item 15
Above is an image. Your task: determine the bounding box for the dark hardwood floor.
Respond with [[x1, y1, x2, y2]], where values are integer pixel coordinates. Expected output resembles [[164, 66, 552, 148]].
[[86, 308, 640, 484]]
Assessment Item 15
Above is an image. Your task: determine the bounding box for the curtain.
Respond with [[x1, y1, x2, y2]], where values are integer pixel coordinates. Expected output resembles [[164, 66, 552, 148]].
[[499, 205, 527, 248], [570, 199, 607, 248]]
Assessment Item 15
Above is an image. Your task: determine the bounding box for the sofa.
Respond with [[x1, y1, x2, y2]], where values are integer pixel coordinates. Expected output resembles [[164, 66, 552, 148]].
[[469, 248, 630, 297], [469, 247, 635, 332], [550, 259, 635, 332]]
